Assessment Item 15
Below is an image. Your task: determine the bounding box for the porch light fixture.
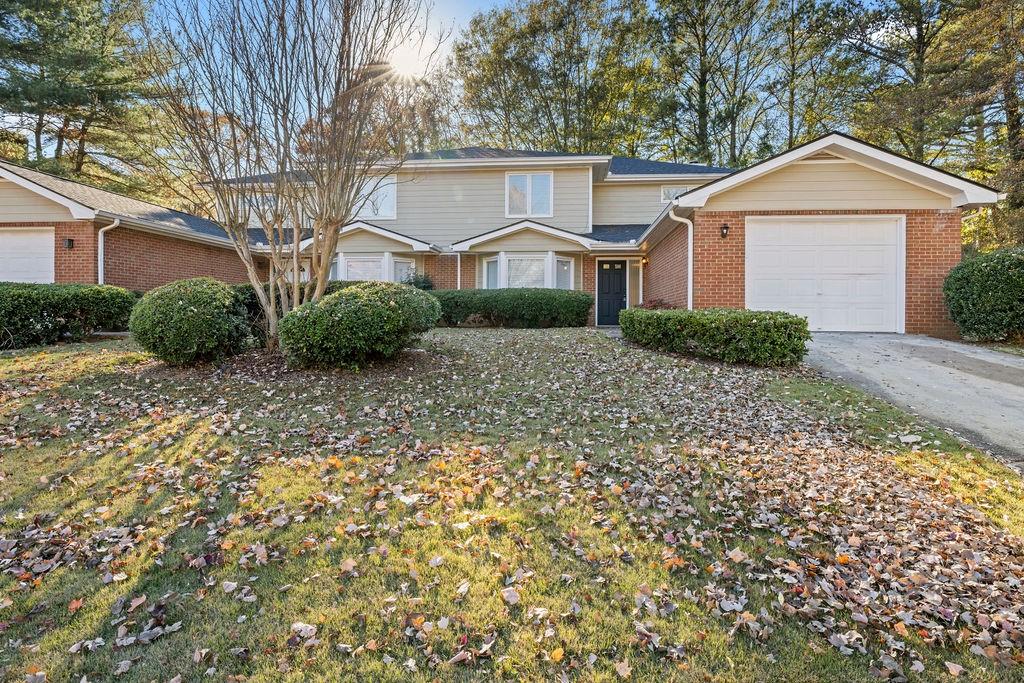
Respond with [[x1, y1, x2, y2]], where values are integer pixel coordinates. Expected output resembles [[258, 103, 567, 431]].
[[64, 238, 74, 249], [640, 256, 649, 266], [719, 224, 730, 239]]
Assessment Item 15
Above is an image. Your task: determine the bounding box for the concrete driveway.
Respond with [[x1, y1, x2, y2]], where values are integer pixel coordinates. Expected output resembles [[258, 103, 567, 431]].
[[807, 333, 1024, 469]]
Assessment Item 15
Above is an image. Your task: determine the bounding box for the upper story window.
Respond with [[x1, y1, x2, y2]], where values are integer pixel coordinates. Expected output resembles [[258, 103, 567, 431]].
[[506, 172, 553, 218], [660, 185, 691, 203], [356, 175, 397, 220]]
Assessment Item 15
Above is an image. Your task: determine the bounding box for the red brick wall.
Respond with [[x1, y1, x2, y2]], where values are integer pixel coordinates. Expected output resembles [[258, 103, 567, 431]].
[[423, 253, 477, 290], [690, 209, 962, 337], [643, 222, 689, 307], [581, 254, 596, 325], [103, 226, 261, 291]]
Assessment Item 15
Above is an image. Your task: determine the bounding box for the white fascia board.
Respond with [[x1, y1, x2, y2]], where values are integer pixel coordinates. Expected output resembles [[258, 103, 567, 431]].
[[673, 134, 1000, 209], [399, 156, 612, 171], [298, 220, 438, 252], [602, 173, 729, 183], [451, 220, 595, 252], [0, 167, 96, 219], [588, 241, 643, 252]]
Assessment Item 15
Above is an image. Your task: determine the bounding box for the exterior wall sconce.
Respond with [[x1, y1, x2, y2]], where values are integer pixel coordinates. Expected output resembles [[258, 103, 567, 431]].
[[640, 256, 649, 266], [64, 238, 75, 249], [720, 224, 730, 239]]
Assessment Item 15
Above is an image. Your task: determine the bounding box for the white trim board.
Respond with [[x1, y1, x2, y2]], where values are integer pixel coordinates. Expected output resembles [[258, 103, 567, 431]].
[[299, 220, 436, 252], [451, 220, 594, 252]]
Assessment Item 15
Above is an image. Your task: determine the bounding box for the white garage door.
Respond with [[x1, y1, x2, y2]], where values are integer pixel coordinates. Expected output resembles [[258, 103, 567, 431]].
[[0, 227, 55, 283], [745, 216, 904, 332]]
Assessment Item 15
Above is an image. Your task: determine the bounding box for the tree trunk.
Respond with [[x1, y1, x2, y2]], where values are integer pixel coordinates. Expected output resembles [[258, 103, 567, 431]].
[[33, 113, 45, 161], [1005, 76, 1023, 209], [54, 117, 70, 159]]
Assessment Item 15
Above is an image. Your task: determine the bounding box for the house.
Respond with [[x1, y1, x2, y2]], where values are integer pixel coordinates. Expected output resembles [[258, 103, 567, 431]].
[[0, 161, 258, 291], [0, 132, 1000, 336]]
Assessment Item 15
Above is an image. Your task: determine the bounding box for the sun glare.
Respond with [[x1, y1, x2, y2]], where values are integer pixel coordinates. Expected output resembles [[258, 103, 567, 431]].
[[389, 39, 432, 79]]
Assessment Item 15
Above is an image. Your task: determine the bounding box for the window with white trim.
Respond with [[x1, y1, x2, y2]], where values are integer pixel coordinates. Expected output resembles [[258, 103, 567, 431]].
[[506, 172, 553, 217], [660, 185, 691, 203], [482, 254, 575, 290], [331, 255, 414, 282], [555, 257, 573, 289], [484, 258, 499, 289], [356, 175, 397, 219]]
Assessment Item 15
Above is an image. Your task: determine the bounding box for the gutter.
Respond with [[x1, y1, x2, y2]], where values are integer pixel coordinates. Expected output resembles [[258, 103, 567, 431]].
[[97, 219, 120, 285]]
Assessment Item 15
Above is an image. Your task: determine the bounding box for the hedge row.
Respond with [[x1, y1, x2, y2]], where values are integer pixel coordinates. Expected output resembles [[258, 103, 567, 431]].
[[0, 282, 137, 350], [432, 288, 593, 328], [279, 281, 440, 368], [619, 308, 811, 367], [944, 247, 1024, 341]]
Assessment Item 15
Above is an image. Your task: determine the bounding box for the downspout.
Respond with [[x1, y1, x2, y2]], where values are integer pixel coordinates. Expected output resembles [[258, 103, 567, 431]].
[[97, 218, 121, 285], [668, 207, 694, 310], [456, 252, 461, 290]]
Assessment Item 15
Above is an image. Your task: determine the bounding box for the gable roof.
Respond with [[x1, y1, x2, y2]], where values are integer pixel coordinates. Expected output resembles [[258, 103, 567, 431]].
[[672, 131, 1000, 209], [298, 221, 437, 252], [406, 147, 730, 175], [450, 220, 596, 251], [0, 160, 233, 245]]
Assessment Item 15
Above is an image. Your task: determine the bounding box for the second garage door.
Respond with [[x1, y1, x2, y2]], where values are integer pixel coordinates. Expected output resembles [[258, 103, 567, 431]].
[[0, 227, 55, 283], [745, 215, 904, 332]]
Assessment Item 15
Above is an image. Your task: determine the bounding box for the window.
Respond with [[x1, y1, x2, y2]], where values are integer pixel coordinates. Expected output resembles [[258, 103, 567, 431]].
[[484, 258, 499, 289], [506, 172, 553, 217], [482, 254, 575, 290], [356, 176, 397, 220], [344, 258, 384, 280], [507, 257, 545, 288], [393, 259, 414, 283], [660, 185, 691, 203], [555, 258, 573, 289]]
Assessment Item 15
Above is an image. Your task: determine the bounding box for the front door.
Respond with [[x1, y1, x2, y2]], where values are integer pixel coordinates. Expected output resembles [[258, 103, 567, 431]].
[[597, 260, 627, 325]]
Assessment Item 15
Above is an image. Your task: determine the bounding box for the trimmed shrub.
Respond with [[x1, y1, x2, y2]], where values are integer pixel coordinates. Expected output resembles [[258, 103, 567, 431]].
[[944, 248, 1024, 341], [279, 281, 440, 368], [129, 277, 249, 365], [0, 282, 137, 350], [620, 308, 811, 367], [233, 280, 361, 340], [432, 288, 593, 328], [401, 272, 434, 291]]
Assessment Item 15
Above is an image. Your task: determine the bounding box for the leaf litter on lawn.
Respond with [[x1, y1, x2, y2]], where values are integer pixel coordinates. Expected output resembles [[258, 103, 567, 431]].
[[1, 329, 1022, 681]]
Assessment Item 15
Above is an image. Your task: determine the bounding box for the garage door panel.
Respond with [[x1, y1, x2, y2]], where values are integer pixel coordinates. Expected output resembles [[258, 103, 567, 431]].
[[0, 228, 55, 283], [745, 217, 903, 332]]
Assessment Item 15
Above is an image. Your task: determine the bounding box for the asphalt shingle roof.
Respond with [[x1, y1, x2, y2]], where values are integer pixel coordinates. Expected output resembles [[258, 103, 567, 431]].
[[0, 160, 230, 241], [608, 157, 732, 175], [585, 224, 649, 243]]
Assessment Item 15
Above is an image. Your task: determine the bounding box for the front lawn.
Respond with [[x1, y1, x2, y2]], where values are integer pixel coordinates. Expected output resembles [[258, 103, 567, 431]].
[[1, 329, 1022, 682]]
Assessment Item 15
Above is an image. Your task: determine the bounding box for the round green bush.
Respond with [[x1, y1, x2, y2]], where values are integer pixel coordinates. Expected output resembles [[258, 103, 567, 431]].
[[278, 281, 440, 368], [944, 248, 1024, 341], [129, 277, 249, 365]]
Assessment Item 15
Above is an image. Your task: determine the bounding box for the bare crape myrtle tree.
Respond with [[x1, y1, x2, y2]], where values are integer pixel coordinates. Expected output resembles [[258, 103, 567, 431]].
[[147, 0, 435, 347]]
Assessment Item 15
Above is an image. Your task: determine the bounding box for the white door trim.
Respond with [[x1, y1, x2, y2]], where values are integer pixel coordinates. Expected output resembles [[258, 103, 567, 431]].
[[744, 214, 906, 333]]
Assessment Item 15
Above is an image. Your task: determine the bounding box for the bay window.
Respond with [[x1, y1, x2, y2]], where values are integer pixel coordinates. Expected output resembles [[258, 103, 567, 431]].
[[506, 172, 553, 218], [482, 252, 574, 290], [331, 254, 414, 282]]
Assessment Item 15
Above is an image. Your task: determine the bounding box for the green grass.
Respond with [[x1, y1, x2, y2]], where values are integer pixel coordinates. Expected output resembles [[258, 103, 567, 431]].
[[1, 330, 1021, 682]]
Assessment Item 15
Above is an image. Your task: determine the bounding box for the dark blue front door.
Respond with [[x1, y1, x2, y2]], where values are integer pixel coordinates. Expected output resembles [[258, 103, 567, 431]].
[[597, 260, 627, 325]]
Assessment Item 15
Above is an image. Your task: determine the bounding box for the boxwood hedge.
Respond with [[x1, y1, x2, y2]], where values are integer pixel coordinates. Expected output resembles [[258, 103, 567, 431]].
[[278, 281, 440, 368], [619, 307, 811, 366], [432, 288, 593, 328], [944, 247, 1024, 341], [233, 280, 362, 341], [0, 282, 137, 350], [129, 277, 250, 365]]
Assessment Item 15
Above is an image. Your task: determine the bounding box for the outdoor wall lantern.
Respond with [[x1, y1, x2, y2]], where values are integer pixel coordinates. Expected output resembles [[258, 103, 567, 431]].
[[720, 224, 730, 239], [640, 256, 649, 266], [64, 238, 75, 249]]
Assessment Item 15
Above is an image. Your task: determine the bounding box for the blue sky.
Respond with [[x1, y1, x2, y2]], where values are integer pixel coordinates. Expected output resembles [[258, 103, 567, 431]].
[[432, 0, 504, 29]]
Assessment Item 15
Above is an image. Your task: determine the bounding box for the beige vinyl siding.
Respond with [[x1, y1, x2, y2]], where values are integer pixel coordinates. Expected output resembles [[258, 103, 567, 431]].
[[701, 162, 953, 211], [467, 229, 588, 252], [592, 183, 669, 225], [336, 230, 413, 252], [377, 167, 590, 245], [0, 180, 76, 221]]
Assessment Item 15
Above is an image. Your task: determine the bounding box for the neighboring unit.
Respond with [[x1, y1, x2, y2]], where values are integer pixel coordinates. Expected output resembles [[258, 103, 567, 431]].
[[0, 132, 1000, 336]]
